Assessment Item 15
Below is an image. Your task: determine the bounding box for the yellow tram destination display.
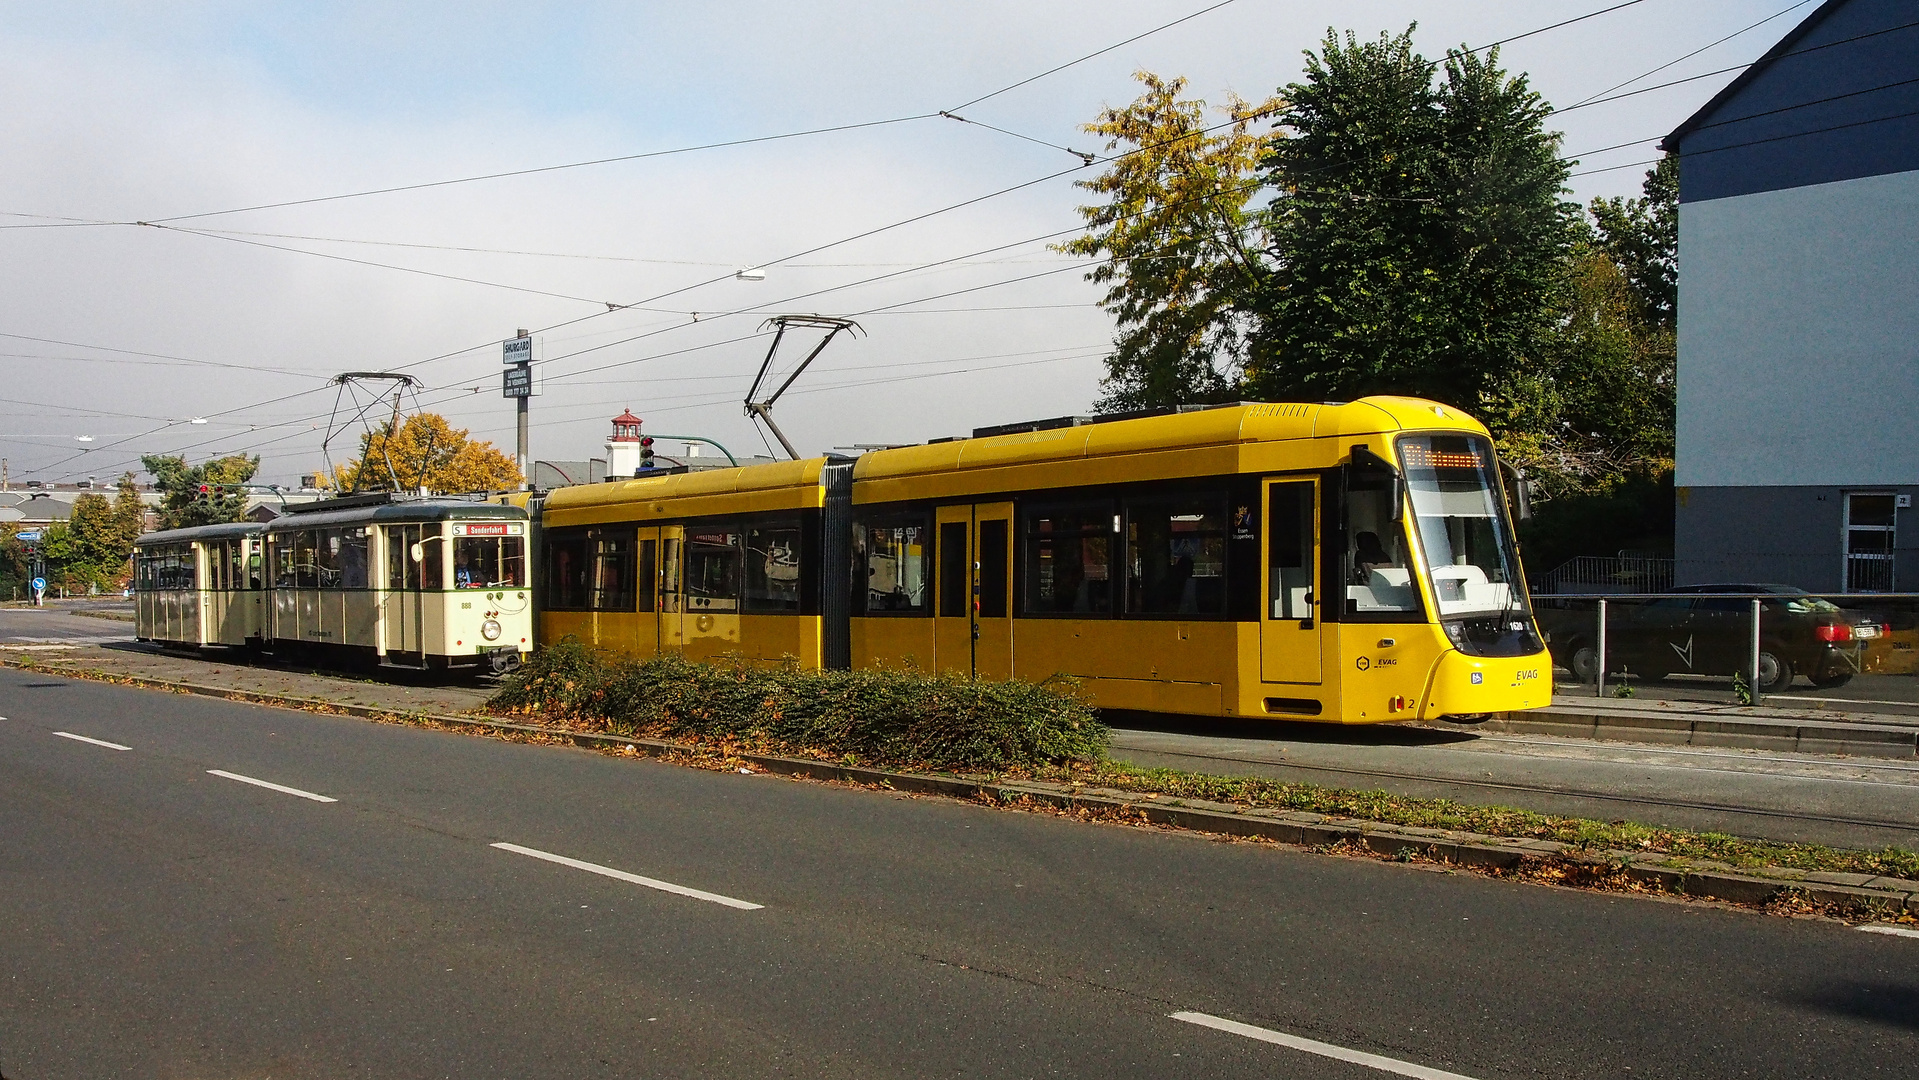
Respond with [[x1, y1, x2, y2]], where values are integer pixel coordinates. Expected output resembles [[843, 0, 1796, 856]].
[[539, 396, 1551, 725]]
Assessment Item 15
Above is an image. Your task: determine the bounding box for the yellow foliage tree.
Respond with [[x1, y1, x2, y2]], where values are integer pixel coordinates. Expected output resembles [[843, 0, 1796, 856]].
[[331, 412, 522, 494]]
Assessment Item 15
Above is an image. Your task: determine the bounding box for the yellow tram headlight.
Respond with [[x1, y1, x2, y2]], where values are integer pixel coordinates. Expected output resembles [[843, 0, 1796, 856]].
[[481, 619, 502, 642]]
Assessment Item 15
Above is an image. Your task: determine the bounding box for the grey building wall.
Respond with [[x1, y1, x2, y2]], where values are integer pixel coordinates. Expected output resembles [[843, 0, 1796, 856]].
[[1676, 485, 1919, 591], [1674, 169, 1919, 489]]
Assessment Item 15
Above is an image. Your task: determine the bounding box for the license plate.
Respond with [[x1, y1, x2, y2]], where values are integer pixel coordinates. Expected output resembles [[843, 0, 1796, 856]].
[[1856, 625, 1881, 639]]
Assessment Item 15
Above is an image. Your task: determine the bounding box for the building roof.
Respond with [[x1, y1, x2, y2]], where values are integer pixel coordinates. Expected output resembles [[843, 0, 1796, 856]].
[[1661, 0, 1919, 201], [1663, 0, 1850, 151]]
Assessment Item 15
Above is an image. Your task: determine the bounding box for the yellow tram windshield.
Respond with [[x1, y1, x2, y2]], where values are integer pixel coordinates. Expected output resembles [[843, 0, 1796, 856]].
[[1397, 433, 1530, 622]]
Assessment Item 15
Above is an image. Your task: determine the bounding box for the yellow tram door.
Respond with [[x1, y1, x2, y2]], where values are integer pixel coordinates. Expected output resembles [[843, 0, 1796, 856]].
[[629, 526, 662, 657], [932, 503, 1015, 678], [655, 524, 685, 654], [1261, 477, 1324, 685]]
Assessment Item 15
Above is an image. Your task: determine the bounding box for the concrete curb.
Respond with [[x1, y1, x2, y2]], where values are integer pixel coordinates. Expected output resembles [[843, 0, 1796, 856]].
[[1442, 706, 1919, 759], [8, 654, 1918, 918]]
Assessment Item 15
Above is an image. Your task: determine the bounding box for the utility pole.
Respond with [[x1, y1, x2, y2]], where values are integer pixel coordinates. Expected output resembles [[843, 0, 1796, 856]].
[[503, 329, 534, 489]]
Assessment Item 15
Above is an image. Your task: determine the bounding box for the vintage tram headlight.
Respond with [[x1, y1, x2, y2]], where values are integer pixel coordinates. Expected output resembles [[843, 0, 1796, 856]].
[[481, 619, 502, 641]]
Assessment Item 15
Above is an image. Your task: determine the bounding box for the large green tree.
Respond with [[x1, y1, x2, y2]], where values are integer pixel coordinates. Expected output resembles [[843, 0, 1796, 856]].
[[1247, 29, 1580, 410], [141, 453, 259, 529], [1057, 73, 1282, 411], [1589, 153, 1677, 333]]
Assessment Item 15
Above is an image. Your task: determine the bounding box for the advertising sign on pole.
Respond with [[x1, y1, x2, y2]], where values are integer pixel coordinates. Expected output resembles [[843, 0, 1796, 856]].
[[503, 366, 534, 398], [503, 336, 532, 366]]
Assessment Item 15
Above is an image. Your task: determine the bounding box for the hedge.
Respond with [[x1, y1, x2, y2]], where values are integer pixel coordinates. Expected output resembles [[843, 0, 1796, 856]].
[[489, 639, 1108, 771]]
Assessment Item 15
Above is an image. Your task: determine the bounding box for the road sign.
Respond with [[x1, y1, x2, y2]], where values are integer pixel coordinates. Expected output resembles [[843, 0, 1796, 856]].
[[16, 530, 40, 542], [31, 576, 46, 592], [503, 336, 532, 366], [503, 365, 534, 398]]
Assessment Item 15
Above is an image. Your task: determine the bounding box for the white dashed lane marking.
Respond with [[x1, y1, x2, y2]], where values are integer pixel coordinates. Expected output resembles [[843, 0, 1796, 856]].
[[491, 842, 764, 910], [1171, 1011, 1483, 1080], [206, 769, 338, 803], [1857, 924, 1919, 939], [53, 731, 131, 751]]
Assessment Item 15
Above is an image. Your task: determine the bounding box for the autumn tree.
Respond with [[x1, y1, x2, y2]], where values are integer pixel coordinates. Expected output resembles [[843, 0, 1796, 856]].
[[1056, 72, 1283, 411], [332, 412, 521, 494], [111, 472, 149, 549], [142, 453, 260, 530]]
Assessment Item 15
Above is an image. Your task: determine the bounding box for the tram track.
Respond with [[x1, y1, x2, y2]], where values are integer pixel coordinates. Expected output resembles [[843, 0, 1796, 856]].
[[1111, 742, 1919, 835]]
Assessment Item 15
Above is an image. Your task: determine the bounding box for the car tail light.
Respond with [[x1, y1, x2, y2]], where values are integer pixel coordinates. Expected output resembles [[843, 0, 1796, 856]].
[[1815, 623, 1854, 643]]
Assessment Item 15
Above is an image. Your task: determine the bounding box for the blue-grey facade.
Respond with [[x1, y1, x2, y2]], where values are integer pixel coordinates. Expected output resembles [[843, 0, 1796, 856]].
[[1665, 0, 1919, 592]]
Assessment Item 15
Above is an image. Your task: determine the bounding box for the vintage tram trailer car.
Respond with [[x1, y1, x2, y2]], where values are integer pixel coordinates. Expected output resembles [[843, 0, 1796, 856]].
[[539, 397, 1551, 724], [133, 521, 267, 649], [136, 495, 533, 672]]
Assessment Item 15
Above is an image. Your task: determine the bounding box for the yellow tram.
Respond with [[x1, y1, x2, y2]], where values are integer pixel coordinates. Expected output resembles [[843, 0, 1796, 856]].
[[536, 396, 1551, 724], [538, 458, 851, 667]]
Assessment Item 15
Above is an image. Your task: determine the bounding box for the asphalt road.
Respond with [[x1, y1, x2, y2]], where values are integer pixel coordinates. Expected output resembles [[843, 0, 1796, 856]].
[[0, 605, 135, 646], [5, 667, 1919, 1078]]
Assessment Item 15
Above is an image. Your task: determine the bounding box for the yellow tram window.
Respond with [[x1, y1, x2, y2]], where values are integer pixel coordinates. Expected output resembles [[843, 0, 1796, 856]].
[[937, 522, 968, 618], [744, 523, 802, 613], [1021, 504, 1113, 615], [1268, 483, 1314, 621], [858, 518, 930, 614], [684, 530, 740, 611], [1124, 496, 1227, 616]]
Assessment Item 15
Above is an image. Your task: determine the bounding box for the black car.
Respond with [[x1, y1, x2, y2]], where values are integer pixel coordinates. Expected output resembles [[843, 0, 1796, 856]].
[[1540, 584, 1882, 693]]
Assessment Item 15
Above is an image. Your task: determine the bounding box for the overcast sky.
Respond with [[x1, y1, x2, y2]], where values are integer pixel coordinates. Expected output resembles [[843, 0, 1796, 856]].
[[0, 0, 1814, 486]]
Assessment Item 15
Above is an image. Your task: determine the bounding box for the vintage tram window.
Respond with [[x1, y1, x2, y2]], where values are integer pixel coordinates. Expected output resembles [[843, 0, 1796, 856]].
[[452, 534, 526, 589], [685, 530, 741, 611], [857, 517, 930, 614], [228, 541, 246, 591], [295, 530, 322, 589], [744, 523, 803, 613], [1022, 502, 1114, 615], [1343, 459, 1420, 617], [938, 522, 968, 618], [1268, 483, 1315, 620], [384, 525, 414, 591], [1124, 495, 1227, 616], [164, 546, 193, 590], [589, 529, 634, 610], [419, 528, 443, 591], [206, 543, 224, 591], [337, 528, 369, 589], [315, 529, 343, 588]]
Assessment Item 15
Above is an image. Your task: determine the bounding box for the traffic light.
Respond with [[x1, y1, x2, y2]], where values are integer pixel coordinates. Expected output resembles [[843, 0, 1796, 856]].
[[639, 436, 655, 469]]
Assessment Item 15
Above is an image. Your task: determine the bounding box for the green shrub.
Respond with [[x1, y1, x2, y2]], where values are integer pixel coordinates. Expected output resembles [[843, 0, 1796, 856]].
[[490, 639, 1108, 771]]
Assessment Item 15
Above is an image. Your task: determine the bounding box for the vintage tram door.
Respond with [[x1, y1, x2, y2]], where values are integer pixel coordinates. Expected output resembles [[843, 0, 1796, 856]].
[[933, 503, 1015, 678], [1262, 478, 1324, 684]]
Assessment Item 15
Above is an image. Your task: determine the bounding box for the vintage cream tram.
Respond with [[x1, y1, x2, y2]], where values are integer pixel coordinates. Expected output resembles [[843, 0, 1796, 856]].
[[136, 495, 533, 672], [133, 521, 267, 649]]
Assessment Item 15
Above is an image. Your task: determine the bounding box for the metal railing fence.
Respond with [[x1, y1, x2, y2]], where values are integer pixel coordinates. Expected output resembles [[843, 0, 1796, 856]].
[[1534, 592, 1919, 705]]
